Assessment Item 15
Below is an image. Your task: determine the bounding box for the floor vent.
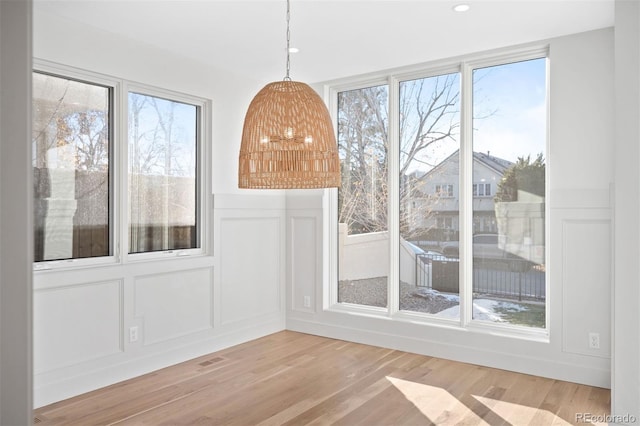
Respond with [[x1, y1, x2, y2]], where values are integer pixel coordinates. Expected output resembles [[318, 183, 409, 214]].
[[199, 356, 225, 367]]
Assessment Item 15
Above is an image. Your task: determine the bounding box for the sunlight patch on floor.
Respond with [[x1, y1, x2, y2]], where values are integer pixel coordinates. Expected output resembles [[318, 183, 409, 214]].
[[386, 376, 489, 425], [472, 395, 574, 425]]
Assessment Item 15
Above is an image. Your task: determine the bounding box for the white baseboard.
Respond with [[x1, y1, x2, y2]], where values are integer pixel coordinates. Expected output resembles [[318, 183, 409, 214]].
[[287, 317, 611, 389], [34, 320, 285, 408]]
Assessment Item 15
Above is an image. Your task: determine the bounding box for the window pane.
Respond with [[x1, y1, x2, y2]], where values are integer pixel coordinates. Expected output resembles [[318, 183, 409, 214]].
[[399, 73, 461, 317], [32, 72, 111, 262], [472, 58, 546, 328], [128, 93, 199, 254], [337, 85, 389, 308]]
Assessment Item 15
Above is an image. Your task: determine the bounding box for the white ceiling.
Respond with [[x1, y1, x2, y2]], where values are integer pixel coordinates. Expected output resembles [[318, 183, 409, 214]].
[[34, 0, 614, 84]]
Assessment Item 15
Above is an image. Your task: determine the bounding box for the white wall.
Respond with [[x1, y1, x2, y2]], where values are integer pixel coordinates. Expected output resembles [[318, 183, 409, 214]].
[[337, 228, 418, 285], [287, 28, 615, 389], [33, 10, 287, 406], [31, 6, 636, 413], [0, 1, 33, 424], [338, 226, 389, 281]]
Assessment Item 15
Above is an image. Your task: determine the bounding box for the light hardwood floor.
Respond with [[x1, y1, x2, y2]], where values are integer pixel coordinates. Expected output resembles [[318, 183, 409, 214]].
[[34, 331, 610, 425]]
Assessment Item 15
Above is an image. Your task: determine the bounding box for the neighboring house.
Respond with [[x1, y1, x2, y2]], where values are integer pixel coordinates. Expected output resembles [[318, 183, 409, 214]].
[[403, 150, 512, 240]]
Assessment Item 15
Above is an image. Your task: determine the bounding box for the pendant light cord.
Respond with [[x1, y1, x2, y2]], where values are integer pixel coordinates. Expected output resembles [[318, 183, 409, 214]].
[[284, 0, 292, 81]]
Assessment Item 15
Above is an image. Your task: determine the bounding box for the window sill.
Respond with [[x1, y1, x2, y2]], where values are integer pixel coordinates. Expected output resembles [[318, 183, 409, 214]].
[[33, 249, 210, 273], [324, 303, 549, 343]]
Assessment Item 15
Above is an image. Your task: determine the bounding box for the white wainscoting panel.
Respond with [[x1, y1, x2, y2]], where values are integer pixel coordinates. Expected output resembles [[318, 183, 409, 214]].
[[34, 280, 122, 374], [134, 268, 214, 345], [562, 218, 612, 358], [290, 215, 318, 313], [219, 217, 282, 325]]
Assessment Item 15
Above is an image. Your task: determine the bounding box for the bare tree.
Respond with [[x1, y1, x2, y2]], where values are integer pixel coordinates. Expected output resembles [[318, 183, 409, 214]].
[[32, 76, 109, 172], [128, 93, 198, 253], [62, 111, 109, 171], [129, 94, 196, 177], [338, 75, 461, 239], [32, 74, 111, 260], [338, 86, 389, 234]]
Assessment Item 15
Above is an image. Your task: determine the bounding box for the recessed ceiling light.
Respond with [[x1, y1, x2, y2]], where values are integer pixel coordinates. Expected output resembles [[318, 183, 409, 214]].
[[288, 47, 299, 53], [453, 4, 470, 12]]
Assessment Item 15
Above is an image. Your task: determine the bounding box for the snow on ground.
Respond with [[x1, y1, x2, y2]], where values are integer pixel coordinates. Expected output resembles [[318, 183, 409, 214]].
[[437, 298, 528, 322], [412, 287, 460, 302]]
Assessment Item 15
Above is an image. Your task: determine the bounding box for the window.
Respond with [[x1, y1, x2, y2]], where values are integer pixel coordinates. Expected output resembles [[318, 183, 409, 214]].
[[473, 183, 491, 197], [435, 184, 454, 197], [400, 72, 460, 314], [32, 72, 111, 262], [472, 58, 547, 328], [128, 92, 199, 254], [337, 84, 389, 308], [437, 217, 454, 230], [32, 65, 208, 266], [333, 50, 547, 332]]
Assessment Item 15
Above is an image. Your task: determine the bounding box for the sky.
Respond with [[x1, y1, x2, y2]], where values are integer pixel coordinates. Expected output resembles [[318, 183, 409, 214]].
[[472, 58, 547, 164], [400, 56, 547, 175]]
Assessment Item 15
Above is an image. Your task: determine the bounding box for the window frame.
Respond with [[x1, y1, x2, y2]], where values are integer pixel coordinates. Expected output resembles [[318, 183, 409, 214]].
[[32, 62, 120, 270], [123, 82, 208, 262], [32, 60, 211, 271], [326, 46, 550, 340], [435, 184, 454, 197], [473, 183, 491, 197], [325, 77, 392, 318]]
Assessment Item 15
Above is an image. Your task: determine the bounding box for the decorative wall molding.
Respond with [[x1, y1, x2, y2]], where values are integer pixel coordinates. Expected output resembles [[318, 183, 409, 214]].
[[133, 267, 214, 346], [34, 280, 123, 373], [561, 216, 612, 358], [218, 216, 283, 326], [550, 188, 612, 210], [289, 215, 320, 314], [34, 192, 288, 407], [214, 193, 286, 210]]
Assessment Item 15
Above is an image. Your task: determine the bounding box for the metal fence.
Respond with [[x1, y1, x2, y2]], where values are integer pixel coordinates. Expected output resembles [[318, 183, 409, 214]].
[[416, 253, 545, 301]]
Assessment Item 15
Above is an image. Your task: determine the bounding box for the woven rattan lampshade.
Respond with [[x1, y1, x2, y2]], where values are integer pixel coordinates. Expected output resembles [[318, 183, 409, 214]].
[[238, 80, 340, 189]]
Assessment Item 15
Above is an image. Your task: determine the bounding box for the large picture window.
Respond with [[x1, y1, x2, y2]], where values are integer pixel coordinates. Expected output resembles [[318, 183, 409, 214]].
[[471, 58, 547, 327], [337, 85, 389, 308], [333, 50, 547, 332], [399, 72, 461, 316], [32, 66, 207, 266]]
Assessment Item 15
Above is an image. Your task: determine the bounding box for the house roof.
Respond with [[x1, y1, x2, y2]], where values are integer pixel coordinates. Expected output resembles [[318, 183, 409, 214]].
[[410, 150, 513, 181], [473, 151, 513, 175]]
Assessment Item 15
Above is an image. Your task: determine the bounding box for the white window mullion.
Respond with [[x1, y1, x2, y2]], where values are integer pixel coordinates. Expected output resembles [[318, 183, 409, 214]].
[[460, 62, 474, 327], [118, 81, 130, 264], [326, 87, 340, 309], [388, 75, 400, 316]]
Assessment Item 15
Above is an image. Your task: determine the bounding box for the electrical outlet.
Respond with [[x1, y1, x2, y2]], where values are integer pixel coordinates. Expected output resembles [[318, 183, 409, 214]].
[[129, 326, 139, 343], [303, 296, 311, 308], [589, 332, 600, 349]]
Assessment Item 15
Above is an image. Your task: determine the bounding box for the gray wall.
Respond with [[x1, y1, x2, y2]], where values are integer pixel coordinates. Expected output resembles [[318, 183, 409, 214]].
[[613, 0, 640, 421], [0, 0, 33, 424]]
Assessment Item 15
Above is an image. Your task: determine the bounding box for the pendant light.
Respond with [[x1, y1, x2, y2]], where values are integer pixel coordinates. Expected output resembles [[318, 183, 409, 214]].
[[238, 0, 340, 189]]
